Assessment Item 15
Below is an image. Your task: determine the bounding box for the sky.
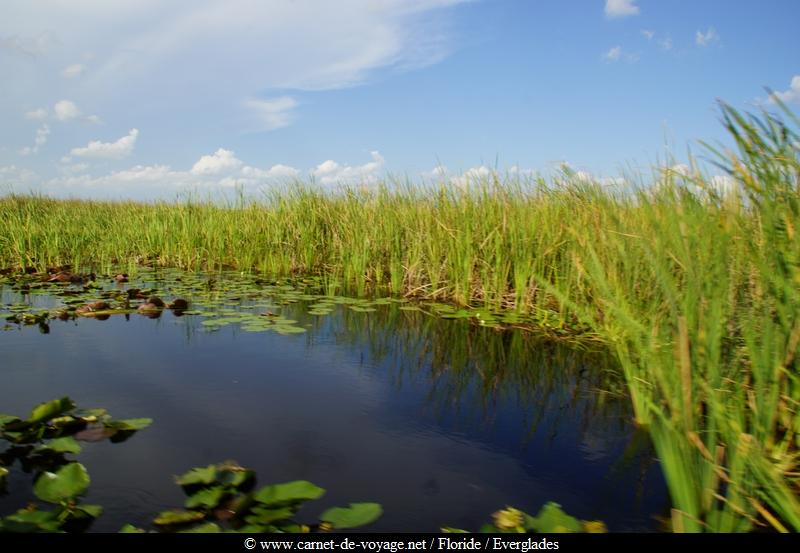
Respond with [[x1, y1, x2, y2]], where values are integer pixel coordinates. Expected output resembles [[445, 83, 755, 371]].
[[1, 0, 798, 200]]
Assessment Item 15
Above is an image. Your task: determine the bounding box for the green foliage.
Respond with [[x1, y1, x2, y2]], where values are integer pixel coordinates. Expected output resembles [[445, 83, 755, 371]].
[[0, 398, 151, 533], [444, 503, 606, 534], [127, 460, 381, 533]]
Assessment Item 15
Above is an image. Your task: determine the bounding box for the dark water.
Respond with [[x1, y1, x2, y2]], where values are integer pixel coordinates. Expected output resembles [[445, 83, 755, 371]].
[[0, 273, 668, 532]]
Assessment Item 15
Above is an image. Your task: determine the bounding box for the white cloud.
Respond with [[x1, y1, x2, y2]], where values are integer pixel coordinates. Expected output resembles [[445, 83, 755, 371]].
[[61, 64, 86, 79], [241, 164, 299, 180], [711, 175, 737, 196], [605, 0, 639, 18], [696, 27, 719, 47], [604, 46, 622, 62], [770, 75, 800, 104], [86, 114, 103, 125], [54, 100, 81, 122], [311, 151, 385, 186], [641, 30, 655, 40], [25, 108, 48, 121], [0, 165, 39, 189], [422, 165, 449, 180], [191, 148, 243, 175], [670, 164, 691, 177], [244, 97, 298, 131], [19, 124, 50, 156], [0, 0, 469, 144], [70, 128, 139, 159], [450, 165, 491, 188], [659, 37, 673, 51]]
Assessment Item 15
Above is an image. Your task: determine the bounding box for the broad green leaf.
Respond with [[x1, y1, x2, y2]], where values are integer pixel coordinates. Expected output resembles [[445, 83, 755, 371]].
[[320, 503, 382, 529], [185, 486, 226, 509], [526, 503, 582, 533], [254, 480, 325, 506], [105, 418, 153, 431], [34, 462, 90, 504], [153, 509, 206, 526], [35, 436, 82, 455], [29, 397, 76, 425], [246, 506, 295, 525], [76, 504, 103, 518], [0, 414, 20, 427], [3, 508, 62, 532], [179, 522, 222, 533], [176, 464, 217, 486], [119, 524, 146, 533]]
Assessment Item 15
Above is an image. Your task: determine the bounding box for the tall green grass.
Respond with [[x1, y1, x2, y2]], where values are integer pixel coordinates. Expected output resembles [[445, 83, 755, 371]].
[[1, 101, 798, 532]]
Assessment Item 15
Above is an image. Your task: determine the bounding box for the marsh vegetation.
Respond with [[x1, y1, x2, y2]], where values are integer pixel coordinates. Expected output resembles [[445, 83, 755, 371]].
[[1, 102, 799, 532]]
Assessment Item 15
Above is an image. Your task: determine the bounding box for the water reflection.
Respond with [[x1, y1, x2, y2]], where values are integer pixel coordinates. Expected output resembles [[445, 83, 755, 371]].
[[0, 273, 668, 532]]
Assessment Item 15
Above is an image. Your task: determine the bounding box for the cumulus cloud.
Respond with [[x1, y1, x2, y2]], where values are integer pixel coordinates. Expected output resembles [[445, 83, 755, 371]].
[[70, 128, 139, 159], [311, 151, 385, 186], [710, 175, 737, 196], [244, 97, 298, 131], [19, 124, 50, 156], [770, 75, 800, 104], [241, 164, 299, 180], [605, 0, 640, 18], [191, 148, 243, 175], [54, 100, 81, 122], [641, 30, 655, 40], [659, 36, 673, 51], [61, 64, 86, 79], [450, 165, 491, 188], [696, 27, 719, 46]]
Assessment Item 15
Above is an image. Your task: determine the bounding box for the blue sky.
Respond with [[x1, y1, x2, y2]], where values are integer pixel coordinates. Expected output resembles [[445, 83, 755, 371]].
[[1, 0, 798, 199]]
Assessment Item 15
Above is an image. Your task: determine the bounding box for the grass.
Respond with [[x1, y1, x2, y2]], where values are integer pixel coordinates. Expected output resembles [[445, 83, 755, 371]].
[[1, 100, 799, 532]]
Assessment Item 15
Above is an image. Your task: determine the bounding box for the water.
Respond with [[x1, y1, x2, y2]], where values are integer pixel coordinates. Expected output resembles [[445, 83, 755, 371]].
[[0, 270, 668, 532]]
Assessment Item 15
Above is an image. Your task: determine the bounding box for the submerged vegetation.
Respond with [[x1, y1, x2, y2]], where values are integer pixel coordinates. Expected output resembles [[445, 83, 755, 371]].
[[1, 101, 800, 532]]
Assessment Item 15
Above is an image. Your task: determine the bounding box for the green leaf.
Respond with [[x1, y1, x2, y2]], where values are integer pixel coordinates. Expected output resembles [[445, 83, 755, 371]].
[[320, 503, 382, 529], [153, 509, 206, 526], [34, 462, 90, 504], [441, 527, 470, 533], [526, 503, 582, 533], [29, 397, 76, 425], [76, 504, 103, 518], [176, 464, 218, 486], [0, 466, 8, 481], [35, 436, 82, 455], [105, 418, 153, 431], [246, 506, 295, 525], [0, 414, 21, 427], [185, 486, 226, 509], [3, 508, 62, 532], [119, 524, 146, 533], [254, 480, 325, 506], [179, 522, 222, 533]]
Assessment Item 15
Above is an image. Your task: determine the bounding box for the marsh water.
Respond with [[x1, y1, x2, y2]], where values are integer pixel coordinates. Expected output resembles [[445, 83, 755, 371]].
[[0, 269, 668, 532]]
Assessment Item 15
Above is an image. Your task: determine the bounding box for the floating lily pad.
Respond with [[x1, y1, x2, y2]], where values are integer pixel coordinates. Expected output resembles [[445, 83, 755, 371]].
[[34, 462, 90, 504], [254, 480, 325, 506], [320, 503, 382, 529]]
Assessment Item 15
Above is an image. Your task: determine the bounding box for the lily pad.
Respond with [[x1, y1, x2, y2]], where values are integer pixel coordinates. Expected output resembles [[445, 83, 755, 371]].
[[320, 502, 383, 529], [254, 480, 325, 506], [29, 397, 76, 425], [34, 436, 82, 455], [153, 509, 206, 526], [185, 486, 226, 510], [34, 462, 90, 504]]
